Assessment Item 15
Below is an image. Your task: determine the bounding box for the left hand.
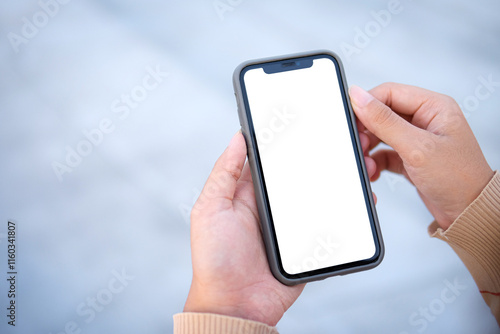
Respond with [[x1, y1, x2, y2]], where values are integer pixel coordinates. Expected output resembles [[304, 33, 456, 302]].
[[184, 131, 304, 326]]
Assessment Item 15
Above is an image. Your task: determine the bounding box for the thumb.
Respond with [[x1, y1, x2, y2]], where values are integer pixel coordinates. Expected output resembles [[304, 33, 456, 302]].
[[193, 131, 247, 213], [349, 85, 421, 154]]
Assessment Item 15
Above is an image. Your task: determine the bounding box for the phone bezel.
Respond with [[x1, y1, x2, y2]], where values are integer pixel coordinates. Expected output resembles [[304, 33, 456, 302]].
[[233, 50, 384, 285]]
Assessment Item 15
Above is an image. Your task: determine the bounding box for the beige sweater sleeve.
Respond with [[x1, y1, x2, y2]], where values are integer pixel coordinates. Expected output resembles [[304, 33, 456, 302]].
[[428, 171, 500, 326], [173, 313, 279, 334]]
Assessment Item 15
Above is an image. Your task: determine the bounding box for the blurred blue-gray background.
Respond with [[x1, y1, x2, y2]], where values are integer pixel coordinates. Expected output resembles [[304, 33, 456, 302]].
[[1, 1, 499, 333]]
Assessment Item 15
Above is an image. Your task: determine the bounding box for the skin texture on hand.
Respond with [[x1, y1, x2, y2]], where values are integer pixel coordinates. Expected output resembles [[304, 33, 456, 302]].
[[349, 83, 494, 230], [184, 131, 304, 326]]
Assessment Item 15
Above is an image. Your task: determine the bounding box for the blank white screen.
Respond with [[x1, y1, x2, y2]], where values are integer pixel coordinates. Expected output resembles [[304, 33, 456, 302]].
[[244, 57, 375, 275]]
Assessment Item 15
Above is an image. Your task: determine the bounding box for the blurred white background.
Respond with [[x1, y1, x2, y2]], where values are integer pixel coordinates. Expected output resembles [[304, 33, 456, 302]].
[[0, 1, 499, 333]]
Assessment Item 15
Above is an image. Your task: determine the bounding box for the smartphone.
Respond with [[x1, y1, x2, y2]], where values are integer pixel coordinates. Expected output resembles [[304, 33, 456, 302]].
[[233, 50, 384, 285]]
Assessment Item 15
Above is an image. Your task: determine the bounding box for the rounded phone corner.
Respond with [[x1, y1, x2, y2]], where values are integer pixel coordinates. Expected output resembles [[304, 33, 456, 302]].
[[372, 240, 386, 268], [269, 266, 302, 286]]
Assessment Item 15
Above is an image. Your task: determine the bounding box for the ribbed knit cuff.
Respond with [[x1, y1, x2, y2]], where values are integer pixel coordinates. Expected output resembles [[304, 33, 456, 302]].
[[173, 313, 279, 334], [428, 170, 500, 292]]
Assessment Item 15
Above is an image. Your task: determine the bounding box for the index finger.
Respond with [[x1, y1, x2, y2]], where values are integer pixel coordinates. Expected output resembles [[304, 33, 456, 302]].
[[369, 82, 448, 131]]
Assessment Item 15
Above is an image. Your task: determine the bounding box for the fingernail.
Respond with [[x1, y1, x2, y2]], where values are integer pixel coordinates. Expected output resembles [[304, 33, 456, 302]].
[[229, 129, 242, 146], [349, 85, 374, 107]]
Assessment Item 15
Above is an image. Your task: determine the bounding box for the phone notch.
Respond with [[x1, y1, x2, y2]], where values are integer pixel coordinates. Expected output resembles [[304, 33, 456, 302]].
[[263, 58, 313, 74]]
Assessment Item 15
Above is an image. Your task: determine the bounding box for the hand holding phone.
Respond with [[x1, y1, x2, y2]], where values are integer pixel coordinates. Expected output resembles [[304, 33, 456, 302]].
[[182, 63, 497, 327], [185, 131, 305, 326]]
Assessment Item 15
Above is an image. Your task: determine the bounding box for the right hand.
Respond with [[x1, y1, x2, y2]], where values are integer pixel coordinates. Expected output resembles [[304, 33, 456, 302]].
[[349, 83, 494, 230]]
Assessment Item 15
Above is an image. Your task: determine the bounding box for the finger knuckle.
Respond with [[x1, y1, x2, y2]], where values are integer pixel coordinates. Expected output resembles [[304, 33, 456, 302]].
[[372, 106, 398, 129]]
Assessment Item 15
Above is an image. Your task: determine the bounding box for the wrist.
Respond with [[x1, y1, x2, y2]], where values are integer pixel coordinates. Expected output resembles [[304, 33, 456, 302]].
[[183, 282, 273, 326], [183, 280, 286, 326], [438, 168, 495, 231]]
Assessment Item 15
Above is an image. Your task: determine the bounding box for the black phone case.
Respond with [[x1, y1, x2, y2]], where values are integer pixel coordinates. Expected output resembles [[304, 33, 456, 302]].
[[232, 50, 384, 285]]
